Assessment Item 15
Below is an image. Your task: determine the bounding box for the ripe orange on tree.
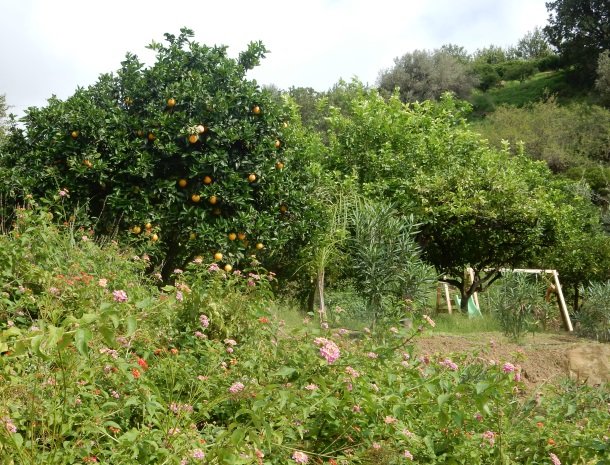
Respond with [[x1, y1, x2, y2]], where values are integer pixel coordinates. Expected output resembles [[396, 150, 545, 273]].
[[178, 179, 188, 188], [224, 264, 233, 272], [275, 161, 284, 170], [214, 252, 223, 261], [252, 105, 261, 115], [228, 232, 237, 241], [191, 194, 201, 203], [132, 225, 142, 234], [188, 134, 199, 144], [147, 132, 156, 141], [196, 124, 206, 134], [255, 242, 264, 250], [208, 195, 218, 205], [248, 173, 257, 183], [151, 233, 159, 242], [203, 175, 213, 185], [145, 222, 152, 230], [237, 232, 246, 241], [167, 97, 176, 108], [70, 130, 79, 139], [274, 139, 281, 148]]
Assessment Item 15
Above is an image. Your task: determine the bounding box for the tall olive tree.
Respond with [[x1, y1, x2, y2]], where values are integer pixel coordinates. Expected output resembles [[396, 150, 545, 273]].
[[378, 49, 479, 103]]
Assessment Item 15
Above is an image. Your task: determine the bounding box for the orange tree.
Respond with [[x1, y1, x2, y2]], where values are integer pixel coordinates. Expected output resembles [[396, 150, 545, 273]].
[[0, 29, 320, 278]]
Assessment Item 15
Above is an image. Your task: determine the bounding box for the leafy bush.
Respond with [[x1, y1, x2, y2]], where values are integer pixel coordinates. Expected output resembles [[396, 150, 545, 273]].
[[489, 272, 555, 340], [595, 50, 610, 106], [577, 282, 610, 342], [0, 219, 608, 464]]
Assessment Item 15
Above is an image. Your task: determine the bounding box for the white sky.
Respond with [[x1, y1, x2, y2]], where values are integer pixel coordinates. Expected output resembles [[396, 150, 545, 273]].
[[1, 0, 549, 116]]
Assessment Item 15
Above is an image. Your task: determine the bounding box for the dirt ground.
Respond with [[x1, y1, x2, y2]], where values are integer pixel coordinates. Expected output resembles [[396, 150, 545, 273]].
[[414, 332, 610, 389]]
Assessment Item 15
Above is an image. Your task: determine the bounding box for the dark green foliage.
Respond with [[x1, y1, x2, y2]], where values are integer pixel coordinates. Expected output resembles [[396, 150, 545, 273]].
[[544, 0, 610, 85], [578, 281, 610, 341]]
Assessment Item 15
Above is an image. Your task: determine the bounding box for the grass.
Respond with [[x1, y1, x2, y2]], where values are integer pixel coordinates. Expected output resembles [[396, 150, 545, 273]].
[[469, 70, 594, 119], [428, 313, 501, 334]]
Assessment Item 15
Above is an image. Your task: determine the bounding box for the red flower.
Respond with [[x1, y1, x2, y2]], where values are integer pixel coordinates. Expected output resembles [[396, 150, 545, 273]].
[[131, 368, 141, 379], [258, 317, 269, 324], [137, 358, 149, 370]]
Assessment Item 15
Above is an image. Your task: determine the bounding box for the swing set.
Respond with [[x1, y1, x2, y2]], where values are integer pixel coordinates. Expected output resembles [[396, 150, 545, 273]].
[[437, 268, 574, 331]]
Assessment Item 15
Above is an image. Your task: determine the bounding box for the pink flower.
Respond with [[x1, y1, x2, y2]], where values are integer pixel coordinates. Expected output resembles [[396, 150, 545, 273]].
[[384, 416, 397, 424], [321, 322, 329, 329], [502, 362, 515, 373], [176, 291, 184, 302], [422, 314, 436, 327], [314, 338, 340, 364], [482, 430, 495, 447], [112, 290, 128, 303], [98, 278, 108, 288], [192, 448, 205, 460], [224, 339, 237, 346], [199, 314, 210, 328], [194, 331, 206, 339], [226, 347, 234, 354], [352, 405, 361, 413], [345, 366, 360, 378], [3, 418, 17, 434], [440, 358, 458, 371], [208, 263, 220, 272], [366, 352, 378, 359], [173, 268, 183, 274], [247, 279, 256, 287], [549, 453, 561, 465], [229, 382, 245, 393], [372, 442, 381, 450], [292, 451, 309, 464], [49, 286, 60, 296], [403, 450, 413, 460], [304, 384, 318, 391], [58, 188, 69, 197]]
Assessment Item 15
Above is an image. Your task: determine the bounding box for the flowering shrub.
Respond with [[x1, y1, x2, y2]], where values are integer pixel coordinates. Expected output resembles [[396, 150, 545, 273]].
[[0, 214, 608, 464]]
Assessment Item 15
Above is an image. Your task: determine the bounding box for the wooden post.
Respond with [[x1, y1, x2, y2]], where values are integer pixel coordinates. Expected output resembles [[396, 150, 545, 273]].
[[552, 270, 573, 332], [443, 282, 452, 315]]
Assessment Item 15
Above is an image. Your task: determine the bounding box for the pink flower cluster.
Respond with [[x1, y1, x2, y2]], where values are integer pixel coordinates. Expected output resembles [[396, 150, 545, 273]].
[[439, 358, 459, 371], [199, 314, 210, 328], [112, 290, 128, 303], [482, 430, 496, 447], [314, 337, 340, 364], [549, 453, 561, 465], [292, 451, 309, 464], [229, 382, 245, 394], [3, 417, 17, 434]]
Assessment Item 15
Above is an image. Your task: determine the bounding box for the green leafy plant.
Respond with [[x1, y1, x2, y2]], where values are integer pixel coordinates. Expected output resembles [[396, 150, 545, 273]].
[[577, 281, 610, 341]]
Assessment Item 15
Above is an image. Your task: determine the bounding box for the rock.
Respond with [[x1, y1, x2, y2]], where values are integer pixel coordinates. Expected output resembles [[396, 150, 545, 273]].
[[565, 344, 610, 386]]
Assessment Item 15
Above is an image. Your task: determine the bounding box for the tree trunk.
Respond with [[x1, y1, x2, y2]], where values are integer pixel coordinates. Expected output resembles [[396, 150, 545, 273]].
[[573, 283, 580, 313]]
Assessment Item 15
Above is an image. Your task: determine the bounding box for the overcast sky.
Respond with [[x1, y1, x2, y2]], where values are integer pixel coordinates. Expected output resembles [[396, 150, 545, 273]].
[[1, 0, 550, 116]]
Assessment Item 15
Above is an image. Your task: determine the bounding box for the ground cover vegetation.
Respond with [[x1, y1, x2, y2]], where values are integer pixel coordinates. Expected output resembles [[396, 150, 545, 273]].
[[1, 1, 610, 462]]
